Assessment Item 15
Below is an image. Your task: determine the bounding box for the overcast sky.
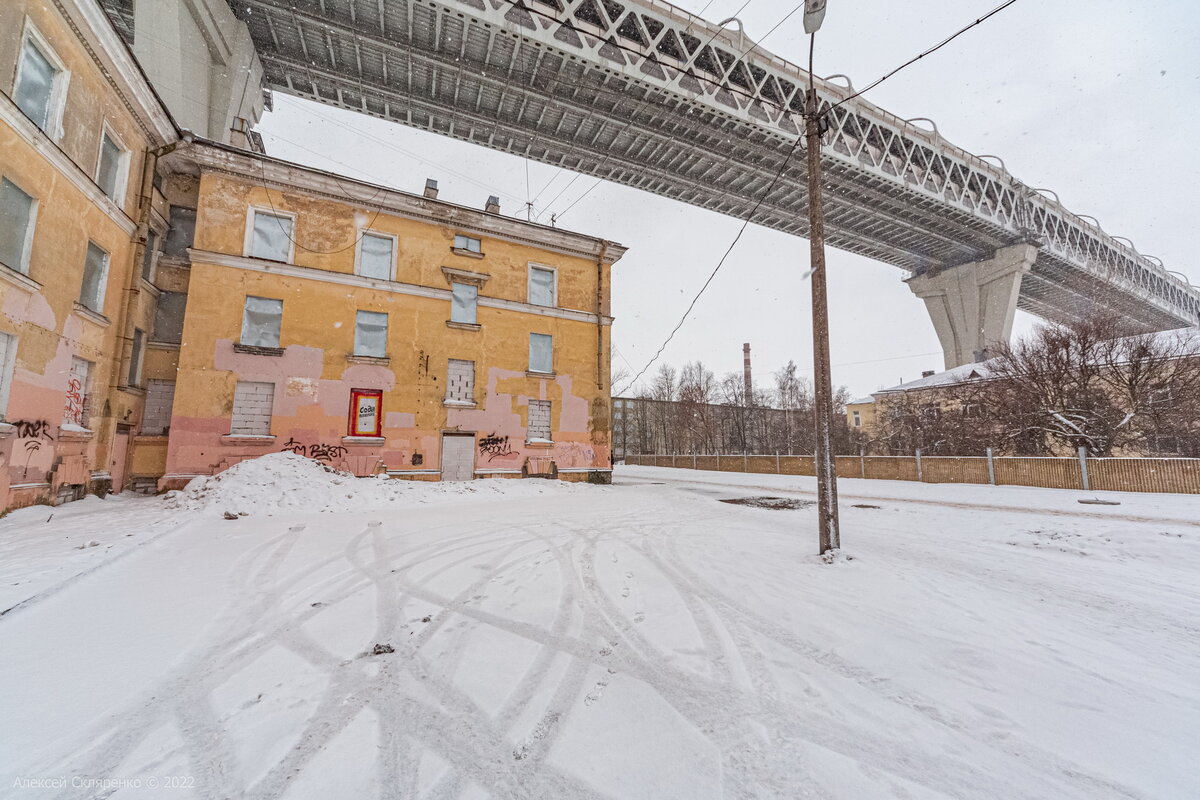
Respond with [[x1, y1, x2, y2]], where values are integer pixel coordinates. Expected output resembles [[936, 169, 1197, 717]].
[[256, 0, 1200, 399]]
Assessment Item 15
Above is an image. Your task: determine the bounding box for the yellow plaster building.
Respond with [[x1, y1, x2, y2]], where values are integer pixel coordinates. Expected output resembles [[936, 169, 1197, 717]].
[[1, 0, 177, 509], [149, 141, 626, 487]]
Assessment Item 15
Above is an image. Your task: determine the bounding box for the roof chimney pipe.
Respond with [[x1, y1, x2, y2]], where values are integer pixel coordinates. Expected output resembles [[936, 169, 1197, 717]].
[[485, 195, 501, 214], [423, 179, 439, 199]]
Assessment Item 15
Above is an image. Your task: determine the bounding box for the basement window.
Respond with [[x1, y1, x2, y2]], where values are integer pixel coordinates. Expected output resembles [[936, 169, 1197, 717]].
[[240, 296, 283, 348]]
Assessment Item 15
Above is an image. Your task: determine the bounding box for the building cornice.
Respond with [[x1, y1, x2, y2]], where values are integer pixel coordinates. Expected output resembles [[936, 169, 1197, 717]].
[[188, 249, 615, 326], [172, 141, 628, 265], [53, 0, 177, 144]]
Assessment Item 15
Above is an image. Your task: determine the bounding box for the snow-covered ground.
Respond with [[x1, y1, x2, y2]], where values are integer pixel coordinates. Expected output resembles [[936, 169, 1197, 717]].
[[1, 456, 1198, 799]]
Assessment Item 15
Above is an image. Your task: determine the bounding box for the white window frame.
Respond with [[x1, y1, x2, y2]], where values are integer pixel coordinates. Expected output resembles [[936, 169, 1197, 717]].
[[852, 411, 861, 428], [243, 206, 296, 264], [0, 332, 17, 420], [355, 229, 397, 281], [528, 263, 558, 307], [0, 176, 38, 275], [94, 122, 131, 206], [79, 241, 110, 313], [14, 19, 70, 141]]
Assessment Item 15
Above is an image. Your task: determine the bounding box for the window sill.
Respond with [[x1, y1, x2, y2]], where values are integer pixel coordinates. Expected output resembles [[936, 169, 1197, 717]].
[[59, 424, 94, 442], [0, 423, 15, 439], [446, 321, 481, 332], [148, 340, 181, 350], [118, 384, 146, 396], [526, 370, 556, 379], [451, 247, 485, 259], [443, 400, 477, 409], [138, 277, 161, 296], [342, 436, 385, 446], [346, 354, 390, 366], [233, 343, 285, 357], [0, 262, 40, 293], [73, 302, 111, 327], [221, 434, 276, 445], [525, 438, 555, 448]]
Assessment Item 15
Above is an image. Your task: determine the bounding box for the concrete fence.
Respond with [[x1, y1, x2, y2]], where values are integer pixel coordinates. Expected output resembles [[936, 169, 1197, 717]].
[[623, 452, 1200, 494]]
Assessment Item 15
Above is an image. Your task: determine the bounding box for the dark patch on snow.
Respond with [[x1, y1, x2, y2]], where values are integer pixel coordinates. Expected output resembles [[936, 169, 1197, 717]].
[[372, 643, 395, 655], [719, 496, 815, 510], [852, 504, 882, 509]]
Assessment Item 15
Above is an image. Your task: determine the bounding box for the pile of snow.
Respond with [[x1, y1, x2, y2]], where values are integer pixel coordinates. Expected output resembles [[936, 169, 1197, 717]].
[[164, 452, 592, 516]]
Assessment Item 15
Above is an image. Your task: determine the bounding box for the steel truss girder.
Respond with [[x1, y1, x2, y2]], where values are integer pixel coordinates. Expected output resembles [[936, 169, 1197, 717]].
[[229, 0, 1200, 331]]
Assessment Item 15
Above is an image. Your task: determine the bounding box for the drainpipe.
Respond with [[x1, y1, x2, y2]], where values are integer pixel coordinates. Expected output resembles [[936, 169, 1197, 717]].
[[107, 141, 179, 489], [595, 240, 610, 392]]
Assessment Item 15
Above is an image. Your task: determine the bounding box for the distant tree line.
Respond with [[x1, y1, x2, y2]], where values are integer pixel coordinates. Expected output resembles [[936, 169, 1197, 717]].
[[613, 360, 861, 457], [870, 317, 1200, 457]]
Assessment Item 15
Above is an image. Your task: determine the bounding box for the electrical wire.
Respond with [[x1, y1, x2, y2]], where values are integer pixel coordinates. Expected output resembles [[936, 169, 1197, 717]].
[[613, 132, 805, 397], [823, 0, 1019, 117]]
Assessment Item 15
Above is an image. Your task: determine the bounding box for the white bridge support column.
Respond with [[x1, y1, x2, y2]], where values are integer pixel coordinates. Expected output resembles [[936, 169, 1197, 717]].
[[905, 244, 1039, 369]]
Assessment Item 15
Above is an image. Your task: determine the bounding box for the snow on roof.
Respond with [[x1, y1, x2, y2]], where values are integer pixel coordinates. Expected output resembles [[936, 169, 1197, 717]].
[[847, 396, 875, 406], [870, 327, 1200, 397], [872, 362, 992, 395]]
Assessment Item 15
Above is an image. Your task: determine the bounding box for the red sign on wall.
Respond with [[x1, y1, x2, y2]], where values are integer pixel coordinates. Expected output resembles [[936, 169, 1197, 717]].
[[349, 389, 383, 437]]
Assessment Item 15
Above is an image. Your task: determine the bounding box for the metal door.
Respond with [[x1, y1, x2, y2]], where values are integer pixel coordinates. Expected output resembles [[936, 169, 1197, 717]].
[[441, 434, 475, 481]]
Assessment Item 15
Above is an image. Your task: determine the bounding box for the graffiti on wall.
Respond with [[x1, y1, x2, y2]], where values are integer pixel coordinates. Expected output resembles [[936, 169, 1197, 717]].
[[479, 433, 514, 462], [12, 419, 54, 478], [64, 377, 86, 427], [281, 438, 349, 462]]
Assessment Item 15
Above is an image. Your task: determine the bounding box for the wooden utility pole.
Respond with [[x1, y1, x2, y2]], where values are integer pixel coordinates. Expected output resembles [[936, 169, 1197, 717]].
[[804, 13, 840, 554]]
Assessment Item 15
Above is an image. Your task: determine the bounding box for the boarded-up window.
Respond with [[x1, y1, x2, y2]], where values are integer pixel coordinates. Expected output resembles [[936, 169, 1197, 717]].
[[529, 265, 556, 306], [79, 242, 109, 313], [241, 296, 282, 347], [358, 233, 393, 280], [63, 357, 91, 427], [231, 381, 274, 435], [528, 399, 552, 441], [141, 230, 157, 281], [14, 37, 58, 132], [250, 210, 293, 262], [127, 328, 145, 387], [450, 282, 477, 324], [153, 291, 186, 344], [141, 379, 175, 435], [529, 333, 553, 373], [162, 206, 195, 258], [446, 359, 475, 404], [349, 388, 382, 437], [354, 310, 387, 357], [0, 178, 36, 273], [96, 131, 125, 201]]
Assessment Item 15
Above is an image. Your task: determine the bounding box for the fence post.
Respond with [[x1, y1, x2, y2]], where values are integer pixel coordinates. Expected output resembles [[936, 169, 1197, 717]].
[[671, 453, 677, 468], [986, 447, 996, 486], [693, 453, 697, 470], [859, 448, 866, 479], [743, 451, 748, 472], [716, 452, 720, 471], [776, 451, 781, 474], [1078, 446, 1090, 491], [653, 454, 658, 467], [915, 448, 923, 482]]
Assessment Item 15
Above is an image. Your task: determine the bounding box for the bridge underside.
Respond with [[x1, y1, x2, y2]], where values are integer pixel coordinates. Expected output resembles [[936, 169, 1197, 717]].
[[226, 0, 1198, 343]]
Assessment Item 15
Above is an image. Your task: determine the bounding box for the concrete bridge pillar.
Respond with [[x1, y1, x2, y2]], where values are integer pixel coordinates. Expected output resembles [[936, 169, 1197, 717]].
[[905, 244, 1038, 369]]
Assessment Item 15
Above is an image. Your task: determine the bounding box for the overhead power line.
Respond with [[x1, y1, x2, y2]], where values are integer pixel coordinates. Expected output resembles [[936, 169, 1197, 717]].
[[615, 0, 1019, 396]]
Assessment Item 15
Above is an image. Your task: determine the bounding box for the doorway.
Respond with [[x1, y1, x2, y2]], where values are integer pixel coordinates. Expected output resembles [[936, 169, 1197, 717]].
[[441, 434, 475, 481]]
